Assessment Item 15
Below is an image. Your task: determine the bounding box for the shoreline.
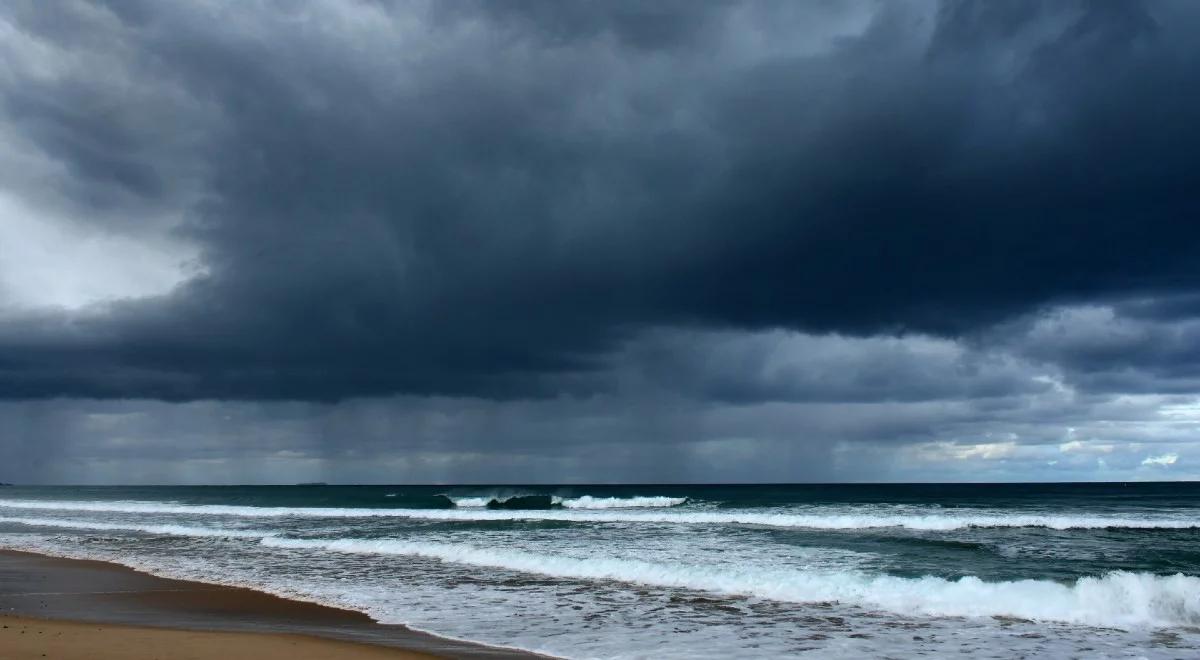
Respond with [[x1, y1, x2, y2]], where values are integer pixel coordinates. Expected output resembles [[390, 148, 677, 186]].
[[0, 549, 546, 659]]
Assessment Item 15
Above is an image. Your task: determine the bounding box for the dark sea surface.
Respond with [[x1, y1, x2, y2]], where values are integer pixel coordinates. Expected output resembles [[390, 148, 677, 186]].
[[2, 483, 1198, 658]]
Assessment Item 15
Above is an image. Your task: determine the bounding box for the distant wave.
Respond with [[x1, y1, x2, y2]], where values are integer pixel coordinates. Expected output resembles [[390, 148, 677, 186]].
[[446, 495, 687, 510], [2, 498, 1195, 530], [262, 536, 1200, 629], [472, 494, 557, 510], [377, 509, 1200, 530]]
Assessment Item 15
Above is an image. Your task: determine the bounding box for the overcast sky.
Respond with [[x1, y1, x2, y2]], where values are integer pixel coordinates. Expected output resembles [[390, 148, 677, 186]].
[[2, 0, 1199, 484]]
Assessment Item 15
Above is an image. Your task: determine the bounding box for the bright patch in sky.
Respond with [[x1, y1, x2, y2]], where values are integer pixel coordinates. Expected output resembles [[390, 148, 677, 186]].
[[1142, 453, 1179, 467], [0, 192, 200, 311]]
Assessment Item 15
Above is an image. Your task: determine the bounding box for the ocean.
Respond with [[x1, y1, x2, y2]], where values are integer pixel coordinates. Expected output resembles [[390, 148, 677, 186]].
[[1, 483, 1198, 658]]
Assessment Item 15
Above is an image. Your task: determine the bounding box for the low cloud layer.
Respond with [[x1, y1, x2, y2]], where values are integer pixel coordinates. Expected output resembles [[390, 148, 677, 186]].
[[1, 1, 1198, 482]]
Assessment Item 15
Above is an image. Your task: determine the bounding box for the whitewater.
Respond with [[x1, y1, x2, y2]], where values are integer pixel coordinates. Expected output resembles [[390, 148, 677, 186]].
[[1, 497, 1193, 530], [2, 483, 1198, 658]]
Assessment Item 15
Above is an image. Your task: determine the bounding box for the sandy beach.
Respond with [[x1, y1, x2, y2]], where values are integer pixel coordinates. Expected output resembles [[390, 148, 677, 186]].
[[0, 550, 535, 660], [0, 616, 435, 660]]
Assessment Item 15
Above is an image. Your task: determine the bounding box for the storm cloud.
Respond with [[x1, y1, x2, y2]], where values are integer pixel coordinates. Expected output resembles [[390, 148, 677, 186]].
[[1, 0, 1199, 482]]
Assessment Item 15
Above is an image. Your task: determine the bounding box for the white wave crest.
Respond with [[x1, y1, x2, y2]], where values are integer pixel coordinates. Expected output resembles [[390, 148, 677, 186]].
[[261, 536, 1200, 628], [447, 494, 573, 507], [0, 516, 272, 539], [0, 499, 412, 518], [448, 497, 493, 508], [559, 496, 688, 509], [1, 499, 1196, 530]]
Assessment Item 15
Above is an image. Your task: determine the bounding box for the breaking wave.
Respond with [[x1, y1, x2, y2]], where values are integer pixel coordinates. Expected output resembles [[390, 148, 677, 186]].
[[445, 494, 557, 509], [261, 536, 1200, 628], [446, 497, 494, 508], [445, 494, 686, 509], [5, 513, 1200, 630], [559, 496, 688, 509]]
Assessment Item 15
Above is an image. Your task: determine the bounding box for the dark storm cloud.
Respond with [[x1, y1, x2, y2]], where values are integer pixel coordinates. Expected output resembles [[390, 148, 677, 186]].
[[2, 0, 1200, 401]]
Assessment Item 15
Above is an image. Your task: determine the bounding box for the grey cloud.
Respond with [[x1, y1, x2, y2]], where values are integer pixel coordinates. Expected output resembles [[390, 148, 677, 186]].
[[994, 304, 1200, 395], [615, 329, 1051, 404]]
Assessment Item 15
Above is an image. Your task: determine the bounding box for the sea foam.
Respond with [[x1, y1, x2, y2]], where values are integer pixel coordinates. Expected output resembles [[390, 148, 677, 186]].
[[0, 515, 272, 538], [260, 535, 1200, 629]]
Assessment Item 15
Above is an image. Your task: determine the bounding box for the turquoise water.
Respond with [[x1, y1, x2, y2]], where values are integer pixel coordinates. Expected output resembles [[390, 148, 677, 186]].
[[2, 483, 1198, 658]]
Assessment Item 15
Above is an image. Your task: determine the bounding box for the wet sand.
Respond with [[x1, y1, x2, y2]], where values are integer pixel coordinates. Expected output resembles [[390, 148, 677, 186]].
[[0, 550, 542, 659]]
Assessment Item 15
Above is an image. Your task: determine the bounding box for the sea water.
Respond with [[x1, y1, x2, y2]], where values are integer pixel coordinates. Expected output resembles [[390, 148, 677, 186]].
[[1, 483, 1198, 658]]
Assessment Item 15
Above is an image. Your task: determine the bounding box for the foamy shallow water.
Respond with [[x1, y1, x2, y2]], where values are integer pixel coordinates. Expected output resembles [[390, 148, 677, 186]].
[[2, 484, 1199, 658]]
